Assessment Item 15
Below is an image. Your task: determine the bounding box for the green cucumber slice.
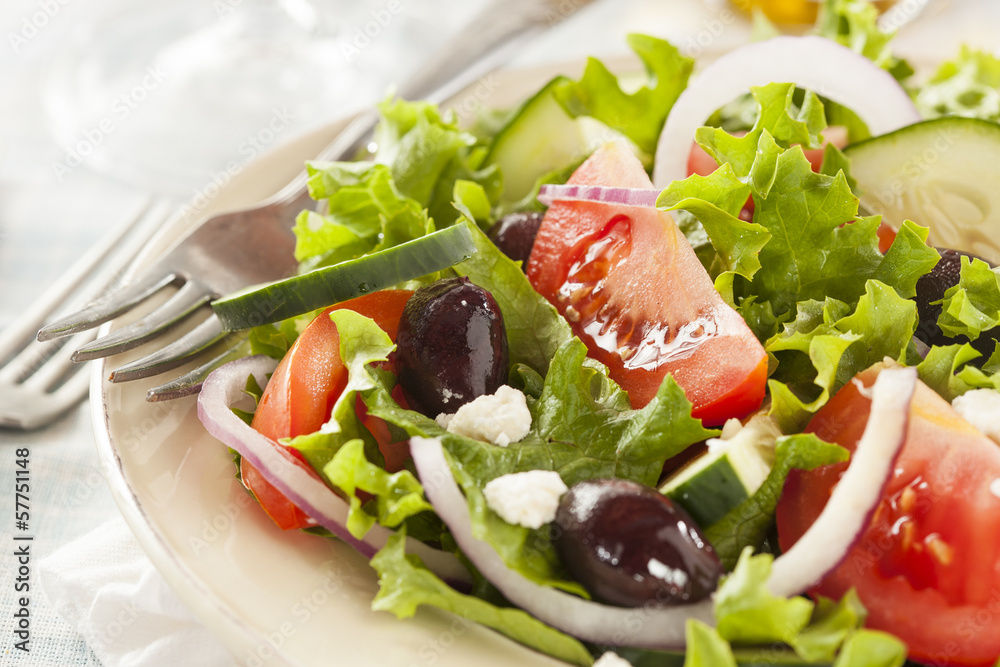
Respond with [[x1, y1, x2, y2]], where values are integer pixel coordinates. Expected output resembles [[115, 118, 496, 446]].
[[659, 415, 780, 528], [485, 77, 595, 206], [212, 223, 476, 331], [844, 116, 1000, 264]]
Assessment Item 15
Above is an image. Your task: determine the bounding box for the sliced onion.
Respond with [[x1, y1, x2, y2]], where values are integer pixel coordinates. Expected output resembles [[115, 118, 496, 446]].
[[537, 184, 661, 208], [652, 36, 922, 187], [411, 365, 917, 645], [197, 355, 470, 585], [410, 436, 714, 649], [768, 365, 917, 597]]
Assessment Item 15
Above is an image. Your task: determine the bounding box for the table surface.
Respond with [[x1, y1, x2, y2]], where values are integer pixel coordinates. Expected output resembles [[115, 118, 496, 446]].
[[0, 0, 996, 665]]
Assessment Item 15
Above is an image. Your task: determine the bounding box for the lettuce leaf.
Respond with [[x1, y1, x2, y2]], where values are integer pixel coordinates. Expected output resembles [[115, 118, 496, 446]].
[[296, 161, 433, 270], [814, 0, 912, 80], [295, 98, 501, 272], [766, 280, 918, 430], [691, 85, 936, 342], [916, 45, 1000, 121], [938, 255, 1000, 340], [713, 550, 907, 665], [704, 433, 848, 569], [323, 439, 434, 539], [370, 531, 594, 667], [363, 336, 715, 594], [682, 621, 737, 667], [554, 34, 694, 157]]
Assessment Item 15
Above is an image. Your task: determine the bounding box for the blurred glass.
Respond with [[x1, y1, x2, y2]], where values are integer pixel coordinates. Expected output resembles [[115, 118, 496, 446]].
[[38, 0, 450, 197]]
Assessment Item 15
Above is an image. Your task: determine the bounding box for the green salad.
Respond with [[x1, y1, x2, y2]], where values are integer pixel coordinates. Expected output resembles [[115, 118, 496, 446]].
[[196, 1, 1000, 666]]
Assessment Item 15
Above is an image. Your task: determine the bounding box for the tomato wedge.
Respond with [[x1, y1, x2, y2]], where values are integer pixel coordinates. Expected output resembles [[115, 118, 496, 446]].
[[527, 142, 767, 425], [777, 363, 1000, 667], [245, 290, 414, 530]]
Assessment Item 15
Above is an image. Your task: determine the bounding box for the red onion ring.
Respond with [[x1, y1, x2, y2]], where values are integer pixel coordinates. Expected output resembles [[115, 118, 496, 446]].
[[197, 355, 470, 585], [652, 36, 922, 187], [537, 184, 661, 208], [768, 365, 917, 597]]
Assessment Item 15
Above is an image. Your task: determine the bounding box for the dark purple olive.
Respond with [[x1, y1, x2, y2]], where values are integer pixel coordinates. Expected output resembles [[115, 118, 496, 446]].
[[554, 478, 722, 607], [488, 212, 543, 268], [914, 248, 998, 360], [395, 277, 509, 417]]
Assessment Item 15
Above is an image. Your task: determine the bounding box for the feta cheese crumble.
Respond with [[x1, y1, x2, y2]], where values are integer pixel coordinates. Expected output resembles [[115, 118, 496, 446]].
[[593, 652, 634, 667], [952, 388, 1000, 444], [435, 385, 531, 447], [483, 470, 567, 529]]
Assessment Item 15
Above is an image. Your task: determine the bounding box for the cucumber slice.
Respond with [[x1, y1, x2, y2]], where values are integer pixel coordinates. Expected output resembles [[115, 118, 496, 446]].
[[212, 223, 476, 331], [485, 77, 596, 206], [659, 414, 780, 528], [844, 117, 1000, 264]]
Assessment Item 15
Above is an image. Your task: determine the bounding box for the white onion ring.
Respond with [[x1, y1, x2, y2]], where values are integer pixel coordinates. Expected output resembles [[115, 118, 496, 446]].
[[538, 184, 661, 208], [197, 355, 470, 585], [768, 365, 916, 597], [411, 435, 714, 649], [652, 36, 922, 187], [411, 366, 917, 646]]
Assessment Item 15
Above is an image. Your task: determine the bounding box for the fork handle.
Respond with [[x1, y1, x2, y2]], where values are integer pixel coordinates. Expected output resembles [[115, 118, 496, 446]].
[[265, 0, 595, 207]]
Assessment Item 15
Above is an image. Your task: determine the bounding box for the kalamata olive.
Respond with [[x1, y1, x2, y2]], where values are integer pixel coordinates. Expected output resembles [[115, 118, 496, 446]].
[[553, 478, 723, 607], [488, 212, 544, 267], [395, 277, 509, 417], [914, 248, 998, 359]]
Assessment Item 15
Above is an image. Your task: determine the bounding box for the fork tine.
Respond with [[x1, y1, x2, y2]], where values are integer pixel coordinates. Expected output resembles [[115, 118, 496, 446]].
[[146, 335, 251, 401], [0, 331, 93, 385], [1, 199, 160, 356], [37, 270, 178, 341], [109, 314, 228, 383], [0, 365, 92, 430], [24, 331, 92, 391], [32, 199, 178, 342], [71, 281, 211, 362]]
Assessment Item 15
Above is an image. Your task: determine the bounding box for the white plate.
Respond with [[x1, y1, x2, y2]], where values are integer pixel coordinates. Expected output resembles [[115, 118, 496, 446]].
[[93, 62, 586, 667]]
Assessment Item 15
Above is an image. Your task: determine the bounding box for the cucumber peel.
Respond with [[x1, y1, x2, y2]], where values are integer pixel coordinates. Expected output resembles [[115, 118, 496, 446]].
[[212, 223, 477, 331]]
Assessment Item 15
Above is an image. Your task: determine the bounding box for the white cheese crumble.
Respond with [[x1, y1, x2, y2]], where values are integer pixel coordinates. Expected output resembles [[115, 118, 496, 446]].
[[483, 470, 567, 529], [952, 388, 1000, 444], [435, 385, 531, 447], [592, 652, 634, 667]]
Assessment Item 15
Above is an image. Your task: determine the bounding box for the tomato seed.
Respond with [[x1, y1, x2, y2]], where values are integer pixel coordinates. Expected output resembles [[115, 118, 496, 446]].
[[926, 535, 954, 566]]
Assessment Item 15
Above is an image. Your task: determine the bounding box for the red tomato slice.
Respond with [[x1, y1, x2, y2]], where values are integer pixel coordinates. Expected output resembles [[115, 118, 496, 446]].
[[244, 290, 414, 530], [527, 142, 767, 425], [777, 364, 1000, 666]]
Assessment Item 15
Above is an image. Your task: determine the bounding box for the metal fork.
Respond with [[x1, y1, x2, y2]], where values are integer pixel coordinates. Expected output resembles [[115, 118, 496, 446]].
[[1, 200, 176, 429], [38, 0, 597, 403]]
